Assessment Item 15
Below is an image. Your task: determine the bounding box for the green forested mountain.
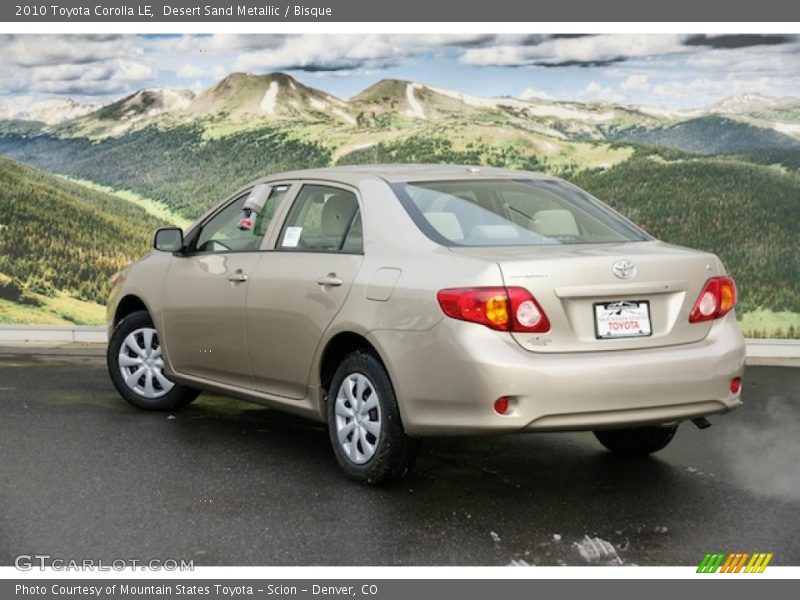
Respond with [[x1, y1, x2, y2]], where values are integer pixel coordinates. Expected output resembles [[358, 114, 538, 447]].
[[614, 116, 800, 155], [0, 157, 165, 315], [728, 148, 800, 172], [572, 149, 800, 314], [0, 125, 331, 218]]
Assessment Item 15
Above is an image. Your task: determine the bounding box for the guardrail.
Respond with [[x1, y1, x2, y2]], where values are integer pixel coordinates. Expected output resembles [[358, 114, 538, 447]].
[[0, 324, 106, 343], [0, 325, 797, 365]]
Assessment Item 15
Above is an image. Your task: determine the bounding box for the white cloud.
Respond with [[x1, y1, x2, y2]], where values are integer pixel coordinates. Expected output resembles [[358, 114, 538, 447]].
[[520, 88, 552, 101], [25, 59, 151, 94], [461, 35, 686, 67], [685, 44, 800, 73], [205, 34, 286, 52], [176, 64, 225, 80], [583, 81, 623, 103], [621, 74, 651, 91], [234, 34, 493, 73], [651, 74, 800, 100], [0, 34, 139, 68], [0, 35, 153, 99]]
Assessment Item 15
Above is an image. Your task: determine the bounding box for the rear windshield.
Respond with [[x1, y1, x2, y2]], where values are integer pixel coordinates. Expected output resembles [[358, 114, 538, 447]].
[[391, 179, 649, 246]]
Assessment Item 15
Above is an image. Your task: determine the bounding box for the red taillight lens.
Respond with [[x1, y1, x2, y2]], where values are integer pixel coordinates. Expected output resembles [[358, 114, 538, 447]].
[[437, 287, 550, 333], [730, 377, 742, 395], [494, 396, 510, 415], [689, 277, 737, 323]]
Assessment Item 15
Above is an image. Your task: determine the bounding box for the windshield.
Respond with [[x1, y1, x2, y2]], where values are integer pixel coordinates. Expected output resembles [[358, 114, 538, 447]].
[[391, 178, 650, 246]]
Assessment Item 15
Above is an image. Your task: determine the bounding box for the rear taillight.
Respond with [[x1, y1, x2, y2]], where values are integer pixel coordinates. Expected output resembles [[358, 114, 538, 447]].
[[689, 276, 737, 323], [437, 287, 550, 333]]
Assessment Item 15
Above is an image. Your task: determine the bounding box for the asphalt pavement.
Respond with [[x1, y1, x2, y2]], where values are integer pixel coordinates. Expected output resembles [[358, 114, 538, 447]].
[[1, 355, 798, 566]]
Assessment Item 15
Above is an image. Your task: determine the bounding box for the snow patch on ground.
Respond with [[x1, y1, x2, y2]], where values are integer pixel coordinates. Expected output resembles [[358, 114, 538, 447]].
[[9, 98, 99, 124], [632, 105, 695, 119], [309, 97, 328, 111], [573, 535, 623, 565], [156, 88, 193, 111], [527, 105, 615, 122], [773, 122, 800, 136], [110, 123, 133, 136], [260, 81, 280, 114], [404, 83, 426, 120], [333, 108, 357, 125], [428, 85, 531, 110], [427, 83, 614, 122]]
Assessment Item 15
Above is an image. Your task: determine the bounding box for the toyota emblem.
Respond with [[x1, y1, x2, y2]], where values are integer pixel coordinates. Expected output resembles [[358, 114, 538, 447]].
[[612, 260, 636, 279]]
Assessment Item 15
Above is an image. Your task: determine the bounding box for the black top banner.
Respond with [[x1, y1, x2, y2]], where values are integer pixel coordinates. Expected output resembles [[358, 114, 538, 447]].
[[3, 0, 800, 22]]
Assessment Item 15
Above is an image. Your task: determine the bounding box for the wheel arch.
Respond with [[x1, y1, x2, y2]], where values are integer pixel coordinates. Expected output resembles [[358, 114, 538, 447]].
[[113, 294, 151, 326], [318, 331, 389, 397]]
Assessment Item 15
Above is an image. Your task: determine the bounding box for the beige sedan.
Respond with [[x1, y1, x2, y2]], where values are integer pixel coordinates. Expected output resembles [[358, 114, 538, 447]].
[[106, 165, 746, 483]]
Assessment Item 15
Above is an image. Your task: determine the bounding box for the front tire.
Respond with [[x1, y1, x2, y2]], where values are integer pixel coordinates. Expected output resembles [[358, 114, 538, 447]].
[[107, 310, 199, 411], [327, 351, 419, 484], [594, 424, 678, 456]]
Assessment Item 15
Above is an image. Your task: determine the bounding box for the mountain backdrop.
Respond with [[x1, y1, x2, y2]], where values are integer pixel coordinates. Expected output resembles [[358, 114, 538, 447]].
[[0, 72, 798, 337]]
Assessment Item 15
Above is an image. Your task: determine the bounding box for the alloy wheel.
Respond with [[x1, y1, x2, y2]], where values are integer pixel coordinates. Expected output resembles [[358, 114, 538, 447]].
[[117, 327, 174, 399], [334, 373, 382, 464]]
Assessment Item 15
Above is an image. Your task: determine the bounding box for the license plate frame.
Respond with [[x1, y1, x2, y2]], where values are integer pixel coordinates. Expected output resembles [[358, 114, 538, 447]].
[[593, 300, 652, 339]]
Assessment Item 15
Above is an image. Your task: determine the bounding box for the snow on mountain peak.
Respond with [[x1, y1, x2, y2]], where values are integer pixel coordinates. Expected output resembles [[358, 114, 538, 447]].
[[708, 93, 790, 114], [3, 98, 99, 124]]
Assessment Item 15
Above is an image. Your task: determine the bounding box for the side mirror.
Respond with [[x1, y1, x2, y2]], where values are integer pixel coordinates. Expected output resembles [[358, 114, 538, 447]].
[[153, 227, 184, 252]]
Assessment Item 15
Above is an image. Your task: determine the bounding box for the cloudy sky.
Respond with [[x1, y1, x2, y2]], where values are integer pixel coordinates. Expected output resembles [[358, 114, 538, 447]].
[[1, 33, 799, 110]]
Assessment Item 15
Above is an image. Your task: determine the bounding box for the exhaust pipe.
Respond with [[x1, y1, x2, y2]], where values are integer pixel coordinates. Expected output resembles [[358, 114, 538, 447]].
[[692, 417, 711, 430]]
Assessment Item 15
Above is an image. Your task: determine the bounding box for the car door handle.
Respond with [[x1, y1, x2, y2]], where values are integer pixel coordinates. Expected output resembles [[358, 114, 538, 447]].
[[316, 274, 343, 287], [228, 271, 249, 283]]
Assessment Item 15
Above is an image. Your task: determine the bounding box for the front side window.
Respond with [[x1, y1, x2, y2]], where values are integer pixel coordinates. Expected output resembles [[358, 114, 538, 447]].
[[278, 185, 361, 253], [195, 185, 289, 253], [391, 179, 649, 247]]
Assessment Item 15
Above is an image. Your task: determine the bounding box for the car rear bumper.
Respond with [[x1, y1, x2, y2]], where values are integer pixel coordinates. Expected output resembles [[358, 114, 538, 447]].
[[368, 316, 746, 436]]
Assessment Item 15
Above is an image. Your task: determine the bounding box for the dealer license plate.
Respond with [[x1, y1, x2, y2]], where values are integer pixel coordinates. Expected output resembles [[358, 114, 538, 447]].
[[594, 300, 652, 339]]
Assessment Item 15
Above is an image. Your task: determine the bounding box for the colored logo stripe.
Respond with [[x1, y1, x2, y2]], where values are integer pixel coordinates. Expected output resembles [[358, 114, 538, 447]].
[[697, 553, 725, 573], [745, 553, 774, 573], [697, 552, 773, 573]]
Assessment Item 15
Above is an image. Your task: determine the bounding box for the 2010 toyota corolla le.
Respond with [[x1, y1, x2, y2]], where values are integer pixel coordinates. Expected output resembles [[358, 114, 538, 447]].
[[106, 165, 746, 483]]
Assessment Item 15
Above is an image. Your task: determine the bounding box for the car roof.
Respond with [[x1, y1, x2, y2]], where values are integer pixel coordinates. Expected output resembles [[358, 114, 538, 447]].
[[257, 164, 557, 185]]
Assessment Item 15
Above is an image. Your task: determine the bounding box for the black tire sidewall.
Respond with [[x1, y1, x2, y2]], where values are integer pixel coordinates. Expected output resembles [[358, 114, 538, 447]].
[[326, 351, 418, 484], [107, 310, 198, 411]]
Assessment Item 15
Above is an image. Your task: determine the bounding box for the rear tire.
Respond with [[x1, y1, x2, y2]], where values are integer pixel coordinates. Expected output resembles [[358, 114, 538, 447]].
[[107, 310, 199, 411], [327, 350, 419, 484], [593, 424, 678, 456]]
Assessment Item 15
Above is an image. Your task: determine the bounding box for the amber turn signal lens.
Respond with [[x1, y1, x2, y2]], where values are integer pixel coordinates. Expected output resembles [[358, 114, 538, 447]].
[[689, 276, 737, 323], [484, 296, 509, 327]]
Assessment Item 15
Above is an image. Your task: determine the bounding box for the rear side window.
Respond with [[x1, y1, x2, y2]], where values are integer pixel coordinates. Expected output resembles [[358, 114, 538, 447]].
[[278, 185, 362, 253], [391, 179, 649, 247]]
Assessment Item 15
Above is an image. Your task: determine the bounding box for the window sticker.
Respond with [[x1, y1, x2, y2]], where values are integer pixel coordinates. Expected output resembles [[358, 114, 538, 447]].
[[282, 226, 303, 248]]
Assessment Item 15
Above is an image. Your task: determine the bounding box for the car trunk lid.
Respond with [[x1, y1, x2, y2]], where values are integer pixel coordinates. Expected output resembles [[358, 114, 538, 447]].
[[449, 241, 721, 353]]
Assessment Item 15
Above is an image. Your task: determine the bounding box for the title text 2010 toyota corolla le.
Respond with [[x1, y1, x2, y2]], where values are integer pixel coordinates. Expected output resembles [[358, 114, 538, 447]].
[[107, 165, 746, 483]]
